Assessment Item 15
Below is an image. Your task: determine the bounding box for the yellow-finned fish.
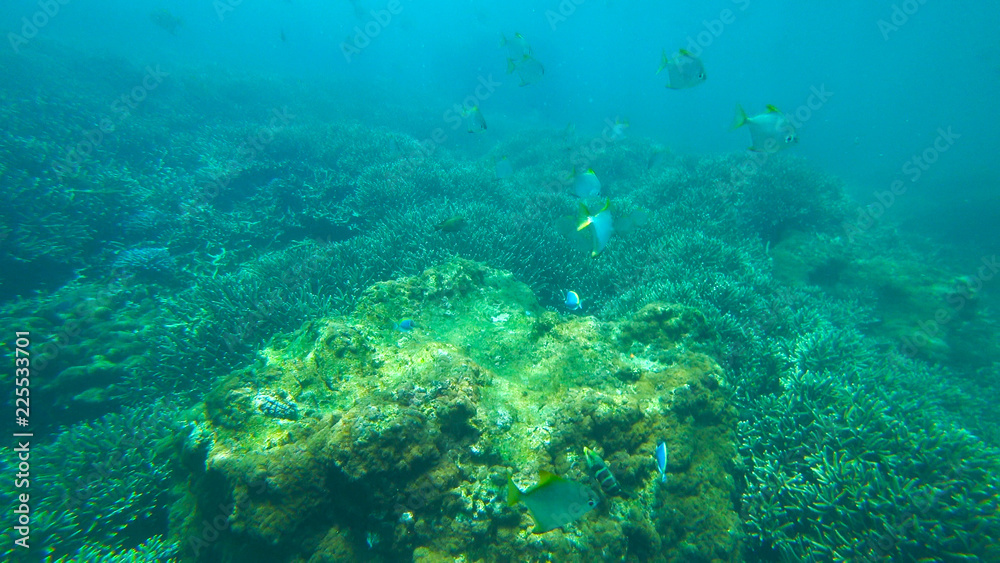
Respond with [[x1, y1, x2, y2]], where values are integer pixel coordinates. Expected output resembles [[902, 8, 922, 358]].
[[731, 104, 798, 153], [658, 48, 706, 89], [507, 471, 599, 533], [577, 199, 614, 257]]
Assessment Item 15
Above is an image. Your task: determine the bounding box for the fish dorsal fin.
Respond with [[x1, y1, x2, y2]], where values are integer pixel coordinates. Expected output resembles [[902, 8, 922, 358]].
[[765, 104, 781, 113], [576, 203, 594, 231], [537, 470, 560, 486], [678, 48, 694, 57], [598, 198, 611, 214]]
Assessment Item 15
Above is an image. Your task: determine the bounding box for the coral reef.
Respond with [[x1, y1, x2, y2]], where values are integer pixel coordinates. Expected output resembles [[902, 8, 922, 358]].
[[1, 47, 998, 563], [740, 364, 1000, 561], [178, 260, 739, 561], [0, 404, 181, 561], [112, 246, 176, 280]]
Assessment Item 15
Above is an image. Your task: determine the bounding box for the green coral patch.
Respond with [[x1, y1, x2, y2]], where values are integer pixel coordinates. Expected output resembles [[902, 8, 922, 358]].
[[183, 260, 739, 561]]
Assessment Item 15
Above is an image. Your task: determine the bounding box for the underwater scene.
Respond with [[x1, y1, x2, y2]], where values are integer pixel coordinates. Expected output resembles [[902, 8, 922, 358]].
[[1, 1, 999, 561]]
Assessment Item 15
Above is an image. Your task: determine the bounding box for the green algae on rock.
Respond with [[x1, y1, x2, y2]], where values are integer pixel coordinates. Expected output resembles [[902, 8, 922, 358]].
[[179, 259, 739, 561]]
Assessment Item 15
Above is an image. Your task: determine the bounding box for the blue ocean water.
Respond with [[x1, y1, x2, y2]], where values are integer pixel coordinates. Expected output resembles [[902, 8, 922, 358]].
[[6, 0, 997, 207], [1, 1, 999, 561]]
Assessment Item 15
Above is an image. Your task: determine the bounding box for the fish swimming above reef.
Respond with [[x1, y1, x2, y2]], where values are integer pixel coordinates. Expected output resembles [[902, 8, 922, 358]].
[[500, 32, 532, 60], [434, 216, 466, 232], [150, 8, 184, 35], [608, 118, 629, 141], [731, 104, 798, 153], [558, 200, 648, 257], [507, 471, 599, 533], [657, 49, 706, 89], [508, 55, 545, 86], [572, 168, 601, 198], [584, 447, 631, 498], [393, 319, 415, 331], [462, 106, 487, 133], [564, 290, 583, 311], [576, 200, 615, 257]]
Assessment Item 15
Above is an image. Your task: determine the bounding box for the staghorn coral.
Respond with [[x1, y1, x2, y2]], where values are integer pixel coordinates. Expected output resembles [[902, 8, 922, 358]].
[[1, 47, 999, 563], [0, 404, 180, 561], [56, 535, 179, 563], [112, 246, 176, 279], [739, 360, 1000, 561]]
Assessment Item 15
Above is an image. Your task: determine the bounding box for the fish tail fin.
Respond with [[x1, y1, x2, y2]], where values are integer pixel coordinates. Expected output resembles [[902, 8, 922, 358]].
[[506, 478, 521, 506], [661, 473, 666, 483], [499, 33, 507, 47], [730, 103, 748, 130], [506, 58, 515, 74], [657, 49, 670, 74]]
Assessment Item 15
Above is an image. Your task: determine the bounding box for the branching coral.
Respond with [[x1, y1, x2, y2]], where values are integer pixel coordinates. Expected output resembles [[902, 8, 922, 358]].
[[0, 404, 181, 561]]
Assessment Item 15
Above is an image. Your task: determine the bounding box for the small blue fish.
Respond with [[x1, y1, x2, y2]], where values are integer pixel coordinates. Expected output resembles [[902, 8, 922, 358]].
[[394, 319, 415, 331], [571, 168, 601, 198], [564, 291, 583, 311], [655, 442, 668, 483]]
